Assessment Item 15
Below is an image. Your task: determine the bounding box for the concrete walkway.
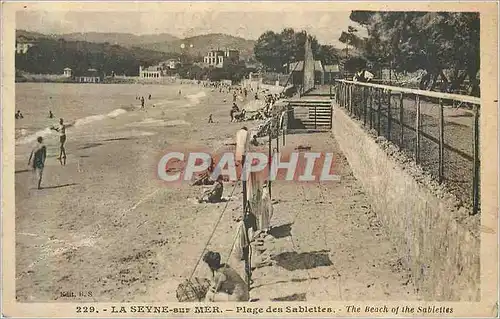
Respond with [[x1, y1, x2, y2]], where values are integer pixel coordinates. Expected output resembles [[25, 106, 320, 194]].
[[248, 133, 419, 301]]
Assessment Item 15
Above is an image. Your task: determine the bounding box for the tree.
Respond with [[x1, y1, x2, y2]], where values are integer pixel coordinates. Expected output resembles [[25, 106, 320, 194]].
[[254, 31, 283, 71], [254, 28, 333, 72], [343, 11, 480, 95]]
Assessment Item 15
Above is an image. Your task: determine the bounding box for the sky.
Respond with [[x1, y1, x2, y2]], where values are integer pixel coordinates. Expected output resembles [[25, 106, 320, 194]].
[[16, 10, 366, 47]]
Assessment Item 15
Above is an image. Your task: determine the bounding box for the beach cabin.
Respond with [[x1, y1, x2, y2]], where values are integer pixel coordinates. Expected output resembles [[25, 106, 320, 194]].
[[75, 69, 102, 83], [63, 67, 72, 78], [289, 60, 325, 86]]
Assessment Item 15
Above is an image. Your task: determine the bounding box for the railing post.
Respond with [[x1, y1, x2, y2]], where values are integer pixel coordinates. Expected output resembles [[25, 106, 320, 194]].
[[438, 98, 445, 183], [415, 95, 421, 164], [377, 88, 381, 135], [369, 87, 373, 129], [349, 84, 353, 115], [472, 103, 480, 215], [276, 120, 280, 153], [399, 92, 404, 147], [363, 87, 367, 125], [342, 83, 347, 109], [387, 89, 392, 141], [268, 125, 272, 199]]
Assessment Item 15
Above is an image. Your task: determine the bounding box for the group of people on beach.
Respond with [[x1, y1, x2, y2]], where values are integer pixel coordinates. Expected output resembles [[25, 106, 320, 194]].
[[28, 117, 67, 189], [186, 125, 275, 302]]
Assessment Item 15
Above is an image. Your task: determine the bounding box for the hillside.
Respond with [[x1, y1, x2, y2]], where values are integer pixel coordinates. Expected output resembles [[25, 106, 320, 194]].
[[59, 32, 180, 47], [144, 33, 256, 60], [16, 29, 52, 40], [16, 30, 256, 61], [15, 35, 179, 76]]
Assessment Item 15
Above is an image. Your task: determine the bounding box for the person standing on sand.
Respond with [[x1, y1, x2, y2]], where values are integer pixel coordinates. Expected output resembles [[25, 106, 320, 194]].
[[208, 114, 214, 123], [203, 251, 250, 302], [50, 118, 67, 165], [141, 96, 145, 109], [28, 136, 47, 190]]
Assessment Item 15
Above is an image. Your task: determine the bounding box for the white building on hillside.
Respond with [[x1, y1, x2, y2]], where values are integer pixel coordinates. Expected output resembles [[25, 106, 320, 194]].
[[139, 65, 162, 78], [203, 49, 240, 68], [15, 36, 35, 54]]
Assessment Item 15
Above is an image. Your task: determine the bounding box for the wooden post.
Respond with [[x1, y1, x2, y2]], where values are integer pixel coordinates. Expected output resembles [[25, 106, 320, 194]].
[[363, 87, 367, 125], [282, 112, 286, 146], [415, 95, 421, 164], [369, 88, 373, 129], [438, 98, 445, 183], [377, 89, 381, 135], [268, 125, 272, 199], [276, 121, 280, 153], [472, 103, 480, 215], [345, 84, 348, 111], [349, 85, 353, 115], [399, 92, 404, 147], [241, 154, 250, 290], [387, 90, 392, 141]]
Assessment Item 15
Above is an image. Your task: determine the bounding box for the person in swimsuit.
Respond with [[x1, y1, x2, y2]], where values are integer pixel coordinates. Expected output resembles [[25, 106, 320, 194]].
[[51, 118, 67, 165], [28, 136, 47, 189], [203, 251, 249, 302]]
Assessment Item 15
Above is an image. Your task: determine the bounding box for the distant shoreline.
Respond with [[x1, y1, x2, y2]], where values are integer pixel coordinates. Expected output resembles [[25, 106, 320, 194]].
[[15, 76, 181, 85]]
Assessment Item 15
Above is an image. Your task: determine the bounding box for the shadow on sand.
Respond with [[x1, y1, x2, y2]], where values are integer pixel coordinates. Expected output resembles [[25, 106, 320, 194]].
[[271, 250, 332, 271], [272, 293, 307, 301], [269, 223, 293, 239], [41, 183, 78, 190]]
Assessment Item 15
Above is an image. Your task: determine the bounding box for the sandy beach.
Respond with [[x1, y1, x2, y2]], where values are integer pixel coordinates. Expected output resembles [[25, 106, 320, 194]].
[[15, 82, 418, 302]]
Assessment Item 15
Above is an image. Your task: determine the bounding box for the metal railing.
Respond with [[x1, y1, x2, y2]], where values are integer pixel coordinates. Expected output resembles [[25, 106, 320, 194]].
[[335, 80, 480, 215]]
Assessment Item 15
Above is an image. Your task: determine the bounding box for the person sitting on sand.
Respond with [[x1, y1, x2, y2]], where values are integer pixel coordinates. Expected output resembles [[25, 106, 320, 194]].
[[28, 136, 47, 190], [250, 135, 259, 147], [49, 110, 54, 118], [50, 118, 67, 165], [234, 109, 246, 122], [15, 110, 24, 119], [203, 251, 250, 302], [197, 175, 224, 203]]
